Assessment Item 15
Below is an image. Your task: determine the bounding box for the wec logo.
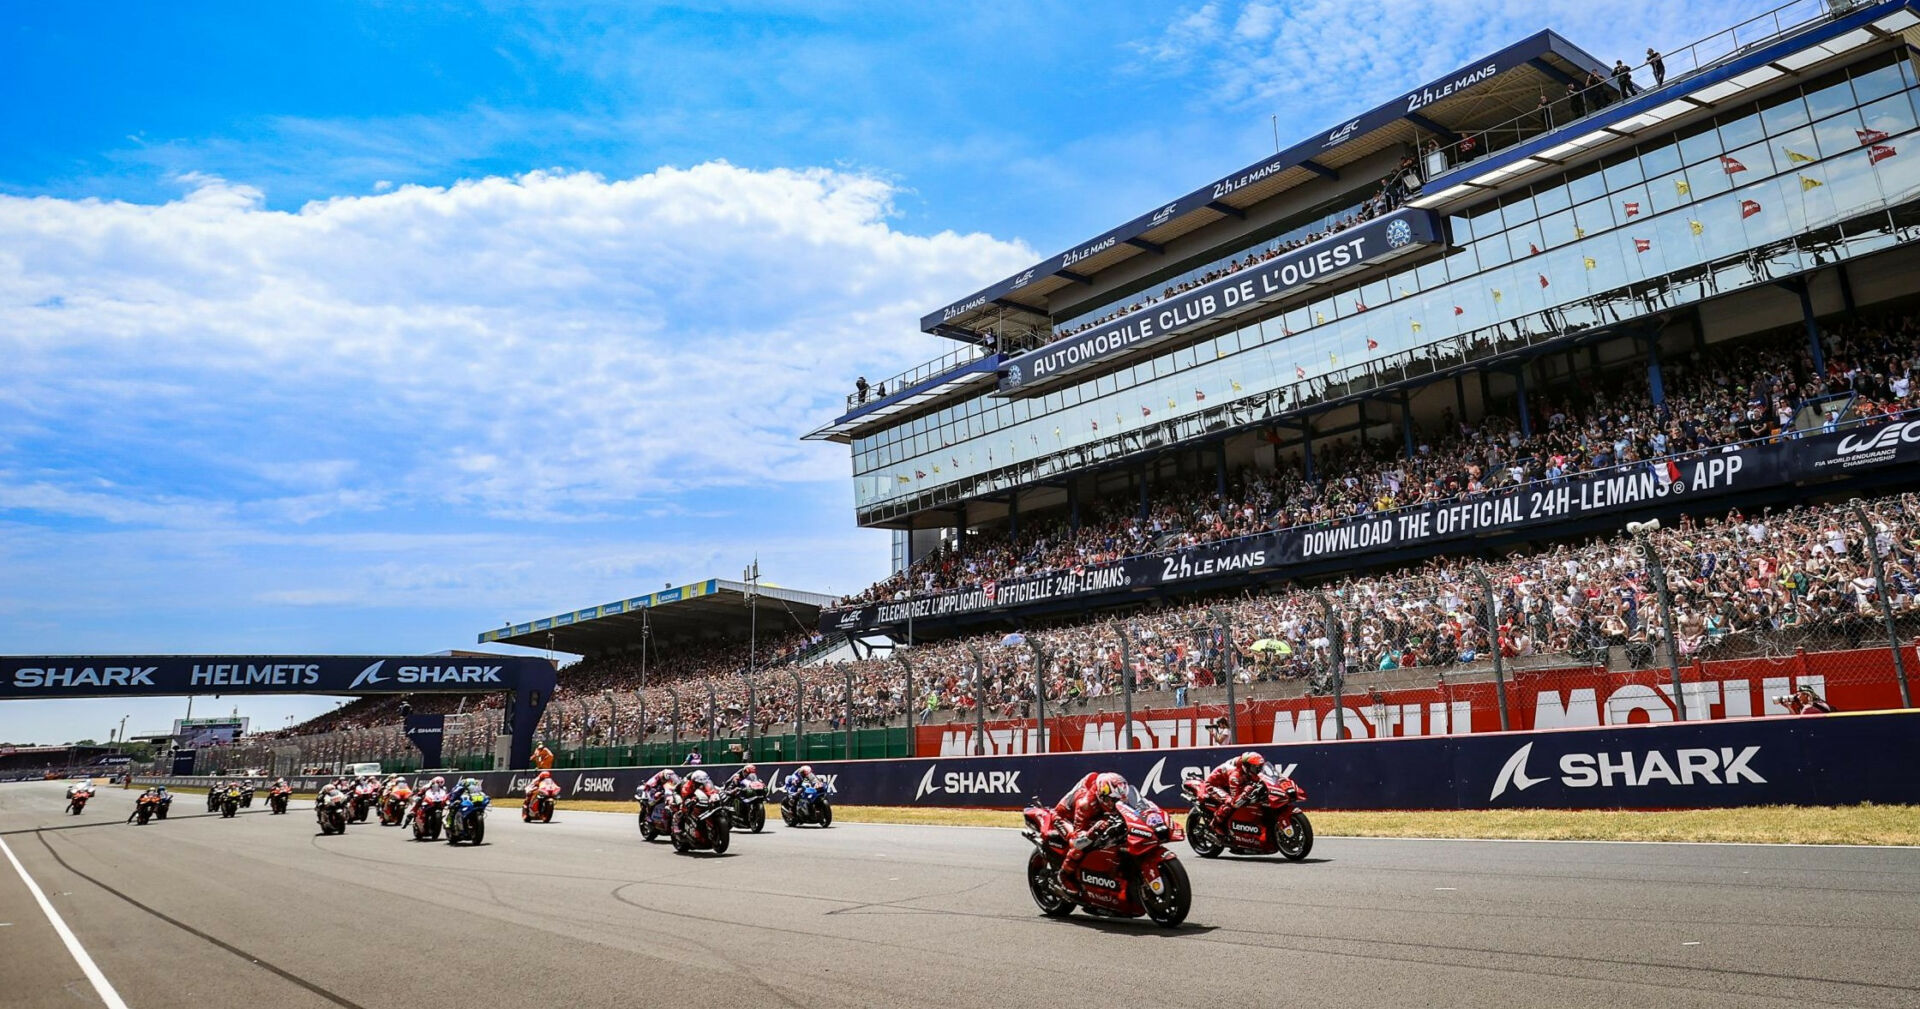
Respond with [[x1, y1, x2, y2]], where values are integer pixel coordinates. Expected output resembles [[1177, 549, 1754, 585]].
[[1835, 419, 1920, 456], [1490, 742, 1766, 801], [913, 765, 1022, 801]]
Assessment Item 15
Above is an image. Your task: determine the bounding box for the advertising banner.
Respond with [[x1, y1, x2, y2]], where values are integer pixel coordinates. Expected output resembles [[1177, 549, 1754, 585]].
[[997, 210, 1442, 394], [170, 750, 197, 775], [404, 715, 446, 769], [825, 423, 1920, 633], [0, 655, 556, 699], [913, 647, 1915, 755]]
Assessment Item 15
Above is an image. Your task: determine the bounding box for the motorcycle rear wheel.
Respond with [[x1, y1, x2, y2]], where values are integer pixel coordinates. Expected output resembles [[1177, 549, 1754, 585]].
[[1142, 859, 1191, 928], [780, 805, 795, 827], [1185, 812, 1223, 858], [1026, 850, 1074, 917], [1277, 811, 1313, 861]]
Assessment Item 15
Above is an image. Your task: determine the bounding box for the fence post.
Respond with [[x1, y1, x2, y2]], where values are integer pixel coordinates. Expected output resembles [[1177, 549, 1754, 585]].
[[964, 644, 987, 756], [896, 652, 914, 759], [668, 687, 680, 751], [1852, 498, 1913, 708], [790, 669, 804, 755], [705, 681, 717, 747], [1313, 592, 1346, 739], [843, 669, 855, 760], [1210, 607, 1238, 745], [1472, 566, 1510, 731], [744, 675, 757, 759], [635, 691, 646, 755], [1028, 637, 1050, 754], [1117, 626, 1134, 749], [1633, 527, 1688, 720]]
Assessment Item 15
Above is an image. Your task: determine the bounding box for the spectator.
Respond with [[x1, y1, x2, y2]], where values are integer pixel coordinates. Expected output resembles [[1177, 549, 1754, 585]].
[[856, 376, 870, 403], [1647, 48, 1666, 87], [1613, 59, 1638, 98]]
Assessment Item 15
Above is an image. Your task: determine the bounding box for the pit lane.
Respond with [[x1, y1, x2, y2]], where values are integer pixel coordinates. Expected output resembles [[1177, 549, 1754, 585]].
[[2, 781, 1916, 1008]]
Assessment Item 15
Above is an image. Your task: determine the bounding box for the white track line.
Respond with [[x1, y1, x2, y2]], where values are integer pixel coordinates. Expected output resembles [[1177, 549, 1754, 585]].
[[0, 835, 130, 1009]]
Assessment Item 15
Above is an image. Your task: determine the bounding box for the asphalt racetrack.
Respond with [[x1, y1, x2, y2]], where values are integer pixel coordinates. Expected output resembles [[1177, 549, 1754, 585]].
[[3, 782, 1918, 1008]]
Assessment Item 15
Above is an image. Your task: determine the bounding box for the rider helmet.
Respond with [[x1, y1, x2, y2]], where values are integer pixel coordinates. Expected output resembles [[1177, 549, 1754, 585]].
[[1236, 751, 1267, 776], [536, 770, 552, 781], [1092, 772, 1129, 810], [797, 765, 813, 778], [740, 764, 756, 776], [688, 770, 712, 788], [430, 775, 446, 787]]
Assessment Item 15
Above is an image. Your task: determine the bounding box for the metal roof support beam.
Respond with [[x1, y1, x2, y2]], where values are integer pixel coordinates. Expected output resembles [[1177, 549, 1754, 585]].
[[1402, 113, 1458, 142], [991, 298, 1031, 312], [1124, 237, 1164, 254], [1298, 159, 1339, 179], [1054, 268, 1093, 285], [1205, 201, 1247, 220], [1527, 56, 1578, 88]]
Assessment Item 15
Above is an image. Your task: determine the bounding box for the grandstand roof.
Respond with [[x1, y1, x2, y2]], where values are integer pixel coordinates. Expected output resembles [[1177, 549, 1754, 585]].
[[478, 578, 837, 657], [922, 30, 1610, 340]]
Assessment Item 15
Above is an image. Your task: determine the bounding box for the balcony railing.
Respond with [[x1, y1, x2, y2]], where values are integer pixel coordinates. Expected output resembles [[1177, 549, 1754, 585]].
[[845, 342, 990, 413]]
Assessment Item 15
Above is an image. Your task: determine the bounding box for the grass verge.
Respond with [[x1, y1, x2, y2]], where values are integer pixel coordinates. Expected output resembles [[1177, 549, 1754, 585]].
[[539, 800, 1918, 844]]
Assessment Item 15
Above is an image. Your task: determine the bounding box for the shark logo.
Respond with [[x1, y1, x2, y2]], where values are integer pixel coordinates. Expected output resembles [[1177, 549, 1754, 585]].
[[1139, 757, 1174, 796], [1489, 742, 1549, 801], [915, 765, 941, 802], [347, 661, 388, 691]]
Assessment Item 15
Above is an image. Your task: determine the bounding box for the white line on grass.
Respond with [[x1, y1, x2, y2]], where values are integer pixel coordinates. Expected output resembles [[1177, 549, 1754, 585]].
[[0, 835, 130, 1009]]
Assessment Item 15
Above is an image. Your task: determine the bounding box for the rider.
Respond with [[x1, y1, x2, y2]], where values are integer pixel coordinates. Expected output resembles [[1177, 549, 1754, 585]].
[[1058, 772, 1131, 897], [673, 770, 715, 835], [1050, 771, 1101, 822], [525, 769, 558, 806], [1202, 751, 1268, 832], [723, 763, 760, 789], [126, 785, 163, 822], [783, 765, 819, 794]]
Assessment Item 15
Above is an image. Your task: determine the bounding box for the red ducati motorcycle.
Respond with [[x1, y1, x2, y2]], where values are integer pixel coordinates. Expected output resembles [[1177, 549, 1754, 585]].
[[1180, 765, 1312, 860], [1021, 785, 1190, 927]]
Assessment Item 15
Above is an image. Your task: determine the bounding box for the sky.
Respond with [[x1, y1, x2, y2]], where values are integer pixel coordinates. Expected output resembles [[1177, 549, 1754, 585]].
[[0, 1, 1751, 744]]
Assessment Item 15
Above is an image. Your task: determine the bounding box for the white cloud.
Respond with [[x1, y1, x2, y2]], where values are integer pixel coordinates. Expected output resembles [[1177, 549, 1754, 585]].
[[1, 163, 1034, 521], [1134, 1, 1755, 117], [0, 162, 1034, 648]]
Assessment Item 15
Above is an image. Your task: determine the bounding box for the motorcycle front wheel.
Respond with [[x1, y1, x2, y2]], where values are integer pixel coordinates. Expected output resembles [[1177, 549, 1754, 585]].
[[1141, 858, 1191, 928], [818, 803, 833, 828], [710, 819, 731, 854], [749, 804, 765, 833], [1185, 811, 1223, 858], [1277, 811, 1313, 861], [1026, 850, 1074, 918]]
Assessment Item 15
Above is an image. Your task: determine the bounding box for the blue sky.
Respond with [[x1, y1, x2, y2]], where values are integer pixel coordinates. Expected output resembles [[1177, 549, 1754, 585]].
[[0, 1, 1749, 743]]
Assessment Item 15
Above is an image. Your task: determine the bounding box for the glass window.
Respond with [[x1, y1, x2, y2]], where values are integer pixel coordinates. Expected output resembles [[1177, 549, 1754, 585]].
[[1804, 74, 1856, 124], [1860, 93, 1919, 146], [1601, 152, 1644, 191], [1760, 93, 1812, 137], [1574, 195, 1615, 235], [1716, 108, 1767, 153], [1676, 120, 1724, 168], [1532, 180, 1571, 216], [1774, 125, 1821, 166], [1567, 164, 1607, 204], [1508, 219, 1546, 259], [1615, 184, 1652, 227], [1726, 141, 1774, 179], [1637, 139, 1681, 179], [1851, 58, 1906, 105], [1812, 108, 1867, 165]]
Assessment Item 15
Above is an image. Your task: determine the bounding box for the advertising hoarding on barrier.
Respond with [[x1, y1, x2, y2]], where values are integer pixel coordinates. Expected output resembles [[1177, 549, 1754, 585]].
[[0, 655, 556, 699], [914, 648, 1918, 755], [825, 421, 1920, 633], [995, 210, 1443, 395], [147, 710, 1920, 812]]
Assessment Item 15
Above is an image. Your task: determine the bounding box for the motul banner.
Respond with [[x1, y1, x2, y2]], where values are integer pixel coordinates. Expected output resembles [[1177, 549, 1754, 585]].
[[825, 421, 1920, 634], [914, 647, 1917, 756]]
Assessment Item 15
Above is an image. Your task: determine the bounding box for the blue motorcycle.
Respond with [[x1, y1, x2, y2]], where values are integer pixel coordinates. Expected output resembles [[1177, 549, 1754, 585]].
[[781, 779, 835, 828], [444, 790, 489, 845]]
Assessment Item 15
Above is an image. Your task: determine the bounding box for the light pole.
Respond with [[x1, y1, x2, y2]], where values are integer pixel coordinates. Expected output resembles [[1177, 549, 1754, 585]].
[[602, 689, 618, 754], [744, 559, 760, 684]]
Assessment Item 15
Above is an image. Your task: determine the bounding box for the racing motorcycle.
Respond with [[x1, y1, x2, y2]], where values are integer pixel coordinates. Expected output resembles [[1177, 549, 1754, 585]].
[[206, 787, 224, 813], [134, 792, 164, 825], [723, 774, 768, 833], [636, 787, 674, 842], [239, 782, 256, 808], [445, 788, 489, 845], [218, 784, 244, 818], [1021, 785, 1190, 927], [315, 791, 350, 835], [1181, 766, 1312, 861], [411, 791, 448, 841], [153, 790, 172, 819], [268, 783, 292, 814], [671, 783, 732, 854], [349, 780, 379, 823], [66, 788, 92, 815], [780, 778, 834, 828], [521, 778, 561, 823], [379, 781, 413, 825]]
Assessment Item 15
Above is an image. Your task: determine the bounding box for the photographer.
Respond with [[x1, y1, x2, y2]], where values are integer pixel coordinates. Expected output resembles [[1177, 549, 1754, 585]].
[[1776, 685, 1834, 716]]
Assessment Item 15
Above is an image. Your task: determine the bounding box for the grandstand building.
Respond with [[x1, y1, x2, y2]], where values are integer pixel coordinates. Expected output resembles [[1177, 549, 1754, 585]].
[[481, 577, 842, 663], [810, 0, 1920, 637]]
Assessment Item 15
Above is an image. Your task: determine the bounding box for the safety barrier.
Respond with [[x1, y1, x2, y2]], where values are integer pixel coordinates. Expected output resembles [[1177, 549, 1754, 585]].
[[143, 709, 1920, 812]]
